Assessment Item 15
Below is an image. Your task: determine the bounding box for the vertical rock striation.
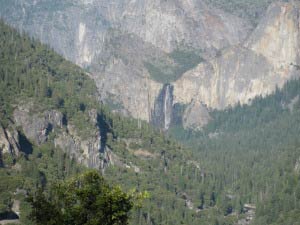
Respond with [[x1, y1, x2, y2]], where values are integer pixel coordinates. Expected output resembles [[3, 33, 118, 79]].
[[12, 105, 113, 170], [173, 1, 300, 117], [0, 0, 252, 129], [246, 1, 300, 75]]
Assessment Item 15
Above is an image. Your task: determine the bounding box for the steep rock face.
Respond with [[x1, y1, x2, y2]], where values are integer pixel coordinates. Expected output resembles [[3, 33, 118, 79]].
[[246, 1, 300, 73], [13, 105, 64, 145], [88, 0, 251, 124], [90, 32, 164, 121], [0, 0, 252, 126], [54, 124, 103, 169], [54, 108, 104, 169], [173, 46, 275, 109], [0, 125, 20, 156], [12, 105, 109, 169], [0, 0, 251, 64], [182, 99, 211, 130], [0, 0, 110, 67], [1, 0, 299, 130], [101, 0, 252, 53], [173, 1, 300, 112]]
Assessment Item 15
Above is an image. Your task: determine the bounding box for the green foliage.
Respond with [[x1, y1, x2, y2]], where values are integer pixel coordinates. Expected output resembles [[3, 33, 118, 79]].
[[0, 19, 97, 136], [170, 78, 300, 225], [145, 49, 203, 84], [0, 144, 84, 223], [169, 49, 203, 72], [28, 170, 140, 225]]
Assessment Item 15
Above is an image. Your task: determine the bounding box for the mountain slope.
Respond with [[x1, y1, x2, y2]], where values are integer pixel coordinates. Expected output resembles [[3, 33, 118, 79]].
[[0, 21, 248, 225]]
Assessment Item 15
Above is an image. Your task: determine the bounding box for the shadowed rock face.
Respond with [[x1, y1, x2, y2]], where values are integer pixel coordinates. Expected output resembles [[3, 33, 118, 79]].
[[0, 125, 20, 157], [13, 106, 64, 145], [89, 32, 164, 122], [1, 1, 299, 130], [11, 104, 110, 169]]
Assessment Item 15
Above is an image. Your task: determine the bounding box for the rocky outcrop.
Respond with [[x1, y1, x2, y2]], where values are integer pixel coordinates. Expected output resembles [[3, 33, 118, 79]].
[[173, 1, 300, 112], [0, 125, 20, 157], [89, 31, 169, 121], [246, 1, 300, 75], [13, 105, 64, 145], [182, 99, 211, 130], [91, 56, 162, 122], [54, 123, 103, 169], [12, 105, 112, 169]]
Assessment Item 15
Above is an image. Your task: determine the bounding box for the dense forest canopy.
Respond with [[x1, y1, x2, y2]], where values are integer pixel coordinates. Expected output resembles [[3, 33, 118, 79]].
[[170, 78, 300, 224]]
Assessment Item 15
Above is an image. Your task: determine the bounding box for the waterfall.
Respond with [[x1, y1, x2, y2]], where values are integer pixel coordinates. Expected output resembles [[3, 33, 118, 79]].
[[164, 84, 172, 130], [151, 84, 173, 131]]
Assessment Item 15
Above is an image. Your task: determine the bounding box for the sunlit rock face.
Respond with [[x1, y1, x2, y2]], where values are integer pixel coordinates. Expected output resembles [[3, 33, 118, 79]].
[[1, 0, 299, 130], [173, 46, 275, 109], [0, 0, 251, 65], [12, 104, 110, 170], [100, 0, 252, 53], [182, 99, 211, 131], [246, 1, 300, 74], [173, 1, 300, 113], [0, 125, 20, 157]]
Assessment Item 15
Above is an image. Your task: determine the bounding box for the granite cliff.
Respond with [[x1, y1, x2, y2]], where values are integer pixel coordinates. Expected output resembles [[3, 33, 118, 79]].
[[173, 1, 300, 109], [173, 1, 300, 129], [0, 125, 20, 157], [1, 0, 299, 130], [11, 104, 107, 169]]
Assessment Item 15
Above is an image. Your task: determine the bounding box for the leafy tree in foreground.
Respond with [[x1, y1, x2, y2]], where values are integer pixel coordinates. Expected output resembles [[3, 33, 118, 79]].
[[27, 170, 146, 225]]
